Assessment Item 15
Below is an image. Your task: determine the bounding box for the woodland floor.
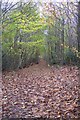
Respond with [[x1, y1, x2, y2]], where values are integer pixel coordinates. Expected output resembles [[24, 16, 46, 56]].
[[2, 60, 80, 119]]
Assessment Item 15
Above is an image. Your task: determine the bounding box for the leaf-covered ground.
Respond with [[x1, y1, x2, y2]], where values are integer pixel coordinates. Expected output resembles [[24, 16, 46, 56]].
[[2, 60, 79, 119]]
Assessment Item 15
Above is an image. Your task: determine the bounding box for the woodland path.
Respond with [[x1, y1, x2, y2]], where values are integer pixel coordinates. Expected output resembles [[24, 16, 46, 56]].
[[2, 60, 79, 119]]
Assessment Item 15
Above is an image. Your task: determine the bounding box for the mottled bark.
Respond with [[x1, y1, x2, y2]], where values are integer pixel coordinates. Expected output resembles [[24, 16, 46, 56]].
[[77, 1, 80, 53]]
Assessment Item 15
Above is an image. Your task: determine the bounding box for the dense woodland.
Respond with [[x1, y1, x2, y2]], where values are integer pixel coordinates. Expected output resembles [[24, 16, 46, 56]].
[[1, 1, 80, 70], [1, 0, 80, 119]]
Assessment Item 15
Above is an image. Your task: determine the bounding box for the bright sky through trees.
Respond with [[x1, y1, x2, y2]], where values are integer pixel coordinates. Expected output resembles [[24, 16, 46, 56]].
[[3, 0, 79, 3]]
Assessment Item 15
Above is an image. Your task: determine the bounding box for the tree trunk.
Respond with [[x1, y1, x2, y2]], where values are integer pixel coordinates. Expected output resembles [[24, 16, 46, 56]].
[[77, 1, 80, 67], [0, 1, 2, 72], [77, 1, 80, 53], [61, 18, 64, 65]]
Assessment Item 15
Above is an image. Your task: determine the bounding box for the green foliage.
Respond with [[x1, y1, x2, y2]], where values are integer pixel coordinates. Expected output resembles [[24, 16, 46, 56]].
[[2, 2, 46, 70], [2, 42, 40, 70], [2, 42, 20, 70], [64, 48, 78, 65], [2, 1, 79, 71]]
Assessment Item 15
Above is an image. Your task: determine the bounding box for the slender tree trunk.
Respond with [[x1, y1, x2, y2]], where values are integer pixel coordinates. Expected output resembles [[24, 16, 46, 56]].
[[61, 18, 64, 65], [77, 1, 80, 53], [77, 2, 80, 117], [0, 1, 2, 72], [77, 1, 80, 67], [67, 2, 71, 49]]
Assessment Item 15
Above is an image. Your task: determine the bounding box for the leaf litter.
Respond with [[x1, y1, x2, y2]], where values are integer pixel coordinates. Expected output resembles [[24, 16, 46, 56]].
[[2, 60, 80, 119]]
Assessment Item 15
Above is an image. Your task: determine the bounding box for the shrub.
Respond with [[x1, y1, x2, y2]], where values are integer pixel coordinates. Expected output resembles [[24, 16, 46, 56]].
[[64, 49, 78, 65], [2, 42, 40, 71]]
